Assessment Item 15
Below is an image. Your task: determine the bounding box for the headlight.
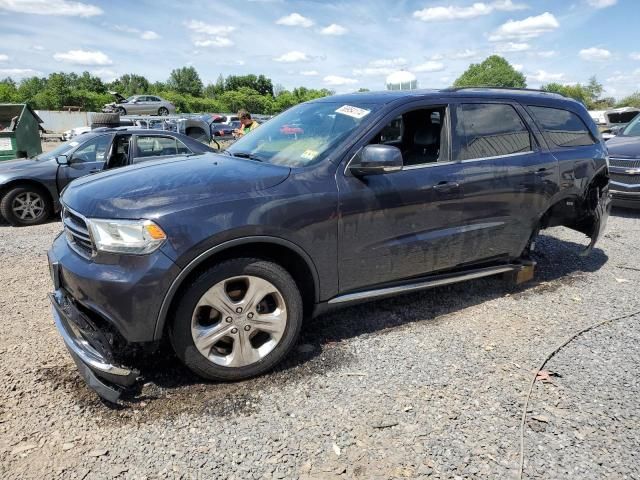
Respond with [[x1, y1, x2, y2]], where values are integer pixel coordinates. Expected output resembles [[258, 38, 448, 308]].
[[86, 218, 167, 254]]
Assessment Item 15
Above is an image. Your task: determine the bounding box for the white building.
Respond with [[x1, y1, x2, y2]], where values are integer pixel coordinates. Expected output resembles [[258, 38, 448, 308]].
[[386, 71, 418, 91]]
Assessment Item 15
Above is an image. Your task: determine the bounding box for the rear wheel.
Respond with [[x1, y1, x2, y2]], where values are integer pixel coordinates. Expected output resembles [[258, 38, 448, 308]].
[[158, 107, 169, 116], [0, 185, 52, 226], [170, 258, 303, 381]]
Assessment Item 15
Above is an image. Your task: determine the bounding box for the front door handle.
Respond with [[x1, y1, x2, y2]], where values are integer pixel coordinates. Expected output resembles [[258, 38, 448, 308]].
[[433, 181, 460, 192], [533, 168, 548, 176]]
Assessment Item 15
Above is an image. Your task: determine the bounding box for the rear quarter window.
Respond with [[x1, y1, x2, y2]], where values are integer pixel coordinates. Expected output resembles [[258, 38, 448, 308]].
[[528, 105, 595, 147]]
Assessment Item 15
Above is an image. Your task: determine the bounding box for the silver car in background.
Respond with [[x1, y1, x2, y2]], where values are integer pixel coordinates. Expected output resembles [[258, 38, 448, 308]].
[[103, 92, 175, 116]]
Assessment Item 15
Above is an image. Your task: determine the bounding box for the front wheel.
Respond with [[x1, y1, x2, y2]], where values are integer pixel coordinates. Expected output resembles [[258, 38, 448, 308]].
[[170, 258, 303, 381], [0, 185, 52, 226]]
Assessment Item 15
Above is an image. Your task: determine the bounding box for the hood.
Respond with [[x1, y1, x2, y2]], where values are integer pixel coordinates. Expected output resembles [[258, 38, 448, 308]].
[[0, 157, 56, 179], [61, 153, 291, 219], [606, 135, 640, 159], [108, 91, 126, 103]]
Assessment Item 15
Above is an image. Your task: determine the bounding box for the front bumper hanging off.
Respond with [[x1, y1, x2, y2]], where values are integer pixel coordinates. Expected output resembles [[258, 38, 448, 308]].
[[49, 262, 138, 402]]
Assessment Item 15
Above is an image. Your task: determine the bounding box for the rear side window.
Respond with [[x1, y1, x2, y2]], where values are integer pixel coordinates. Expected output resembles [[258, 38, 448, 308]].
[[528, 106, 595, 147], [136, 136, 190, 157], [455, 103, 532, 161]]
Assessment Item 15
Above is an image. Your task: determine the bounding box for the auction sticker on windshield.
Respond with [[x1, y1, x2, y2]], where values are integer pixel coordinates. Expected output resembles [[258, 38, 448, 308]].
[[301, 149, 319, 160], [335, 105, 371, 119]]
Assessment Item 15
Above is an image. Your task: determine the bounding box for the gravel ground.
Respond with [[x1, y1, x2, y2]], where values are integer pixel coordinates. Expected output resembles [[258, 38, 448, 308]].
[[0, 210, 639, 479]]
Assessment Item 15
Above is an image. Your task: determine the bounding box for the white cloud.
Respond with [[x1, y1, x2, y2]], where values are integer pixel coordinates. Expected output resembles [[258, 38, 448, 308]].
[[0, 54, 8, 62], [586, 0, 617, 8], [353, 67, 395, 76], [91, 68, 118, 82], [414, 61, 445, 72], [452, 49, 477, 59], [0, 68, 42, 78], [579, 47, 612, 61], [184, 20, 234, 48], [0, 0, 102, 16], [300, 70, 319, 76], [114, 25, 160, 40], [513, 64, 523, 71], [495, 42, 531, 52], [489, 12, 559, 41], [370, 58, 407, 68], [527, 69, 565, 82], [53, 49, 112, 66], [184, 20, 235, 36], [413, 0, 527, 22], [32, 45, 45, 51], [629, 52, 640, 60], [194, 37, 233, 47], [536, 50, 557, 58], [324, 75, 357, 86], [276, 13, 314, 27], [274, 51, 309, 62], [320, 24, 347, 35], [140, 30, 159, 40]]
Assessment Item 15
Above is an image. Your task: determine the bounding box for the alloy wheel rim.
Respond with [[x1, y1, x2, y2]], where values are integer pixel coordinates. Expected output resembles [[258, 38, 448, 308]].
[[12, 192, 44, 221], [191, 275, 287, 367]]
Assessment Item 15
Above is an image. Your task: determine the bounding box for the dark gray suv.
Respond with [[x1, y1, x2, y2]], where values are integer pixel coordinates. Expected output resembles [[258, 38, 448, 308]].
[[47, 88, 610, 401]]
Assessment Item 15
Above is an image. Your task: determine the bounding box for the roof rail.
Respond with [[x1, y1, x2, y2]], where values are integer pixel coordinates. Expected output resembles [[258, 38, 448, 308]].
[[445, 86, 566, 97]]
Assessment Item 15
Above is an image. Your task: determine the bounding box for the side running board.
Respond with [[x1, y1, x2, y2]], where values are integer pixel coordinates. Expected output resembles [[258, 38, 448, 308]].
[[328, 264, 523, 305]]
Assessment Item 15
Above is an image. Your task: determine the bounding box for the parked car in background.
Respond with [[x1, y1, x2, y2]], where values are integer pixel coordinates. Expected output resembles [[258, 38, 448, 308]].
[[0, 129, 214, 226], [48, 88, 610, 401], [103, 92, 176, 116], [606, 113, 640, 208], [62, 126, 91, 141], [212, 121, 240, 137]]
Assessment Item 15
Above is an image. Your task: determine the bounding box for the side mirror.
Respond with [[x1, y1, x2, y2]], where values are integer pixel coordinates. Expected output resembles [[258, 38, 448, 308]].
[[56, 155, 69, 165], [349, 144, 403, 176]]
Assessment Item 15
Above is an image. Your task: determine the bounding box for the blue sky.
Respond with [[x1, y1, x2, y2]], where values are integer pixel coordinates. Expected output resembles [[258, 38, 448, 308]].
[[0, 0, 638, 98]]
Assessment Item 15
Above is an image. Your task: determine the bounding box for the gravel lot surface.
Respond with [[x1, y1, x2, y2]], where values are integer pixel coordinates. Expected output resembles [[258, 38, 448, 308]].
[[0, 210, 639, 479]]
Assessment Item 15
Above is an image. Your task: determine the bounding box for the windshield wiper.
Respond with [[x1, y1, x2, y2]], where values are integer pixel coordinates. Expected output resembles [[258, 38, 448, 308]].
[[229, 151, 264, 162]]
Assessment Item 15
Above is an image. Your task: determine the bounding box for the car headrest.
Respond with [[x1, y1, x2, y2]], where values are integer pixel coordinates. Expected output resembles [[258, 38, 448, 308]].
[[413, 126, 438, 146]]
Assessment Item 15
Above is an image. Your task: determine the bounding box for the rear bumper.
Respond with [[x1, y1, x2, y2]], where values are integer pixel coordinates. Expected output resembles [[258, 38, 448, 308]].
[[49, 289, 138, 402]]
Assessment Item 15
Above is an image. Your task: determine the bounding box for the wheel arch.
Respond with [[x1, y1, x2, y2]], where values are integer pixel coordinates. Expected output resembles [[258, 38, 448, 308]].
[[154, 236, 320, 340], [0, 178, 57, 211]]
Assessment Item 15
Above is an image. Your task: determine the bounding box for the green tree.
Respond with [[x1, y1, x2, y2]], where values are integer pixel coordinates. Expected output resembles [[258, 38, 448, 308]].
[[541, 77, 609, 109], [0, 78, 18, 103], [167, 66, 203, 97], [109, 74, 150, 97], [224, 74, 274, 96], [76, 71, 106, 93], [453, 55, 526, 88], [616, 92, 640, 108]]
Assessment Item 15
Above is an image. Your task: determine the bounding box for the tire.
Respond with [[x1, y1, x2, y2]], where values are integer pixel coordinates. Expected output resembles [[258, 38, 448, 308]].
[[0, 185, 52, 226], [158, 107, 169, 116], [170, 258, 303, 381], [90, 112, 120, 127]]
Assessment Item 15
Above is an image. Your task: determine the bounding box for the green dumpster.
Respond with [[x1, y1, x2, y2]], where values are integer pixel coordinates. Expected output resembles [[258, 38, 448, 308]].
[[0, 104, 43, 161]]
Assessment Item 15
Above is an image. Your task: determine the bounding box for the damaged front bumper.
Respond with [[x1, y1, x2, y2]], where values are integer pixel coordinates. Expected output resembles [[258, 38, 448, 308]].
[[49, 264, 138, 402]]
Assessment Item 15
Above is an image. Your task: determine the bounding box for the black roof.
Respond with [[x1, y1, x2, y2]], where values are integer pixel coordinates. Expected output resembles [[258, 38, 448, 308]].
[[313, 87, 581, 108]]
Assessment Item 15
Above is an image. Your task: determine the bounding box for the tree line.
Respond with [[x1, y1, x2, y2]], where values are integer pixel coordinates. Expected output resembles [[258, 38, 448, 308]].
[[0, 66, 333, 114], [1, 57, 638, 114], [453, 55, 640, 110]]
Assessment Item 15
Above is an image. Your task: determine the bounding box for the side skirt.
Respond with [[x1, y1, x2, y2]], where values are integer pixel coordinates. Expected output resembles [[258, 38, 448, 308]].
[[327, 264, 523, 306]]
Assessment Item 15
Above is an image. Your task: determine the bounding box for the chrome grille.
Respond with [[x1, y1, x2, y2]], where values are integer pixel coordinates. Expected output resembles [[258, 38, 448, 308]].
[[611, 173, 640, 185], [62, 208, 94, 258], [609, 157, 640, 168]]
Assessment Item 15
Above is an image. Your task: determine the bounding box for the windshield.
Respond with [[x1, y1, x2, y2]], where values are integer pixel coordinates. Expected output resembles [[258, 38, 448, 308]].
[[621, 114, 640, 136], [125, 95, 137, 103], [226, 101, 379, 167], [34, 139, 78, 160]]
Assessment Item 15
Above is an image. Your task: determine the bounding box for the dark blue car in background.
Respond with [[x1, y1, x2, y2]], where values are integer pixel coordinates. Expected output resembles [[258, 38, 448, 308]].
[[47, 88, 610, 401]]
